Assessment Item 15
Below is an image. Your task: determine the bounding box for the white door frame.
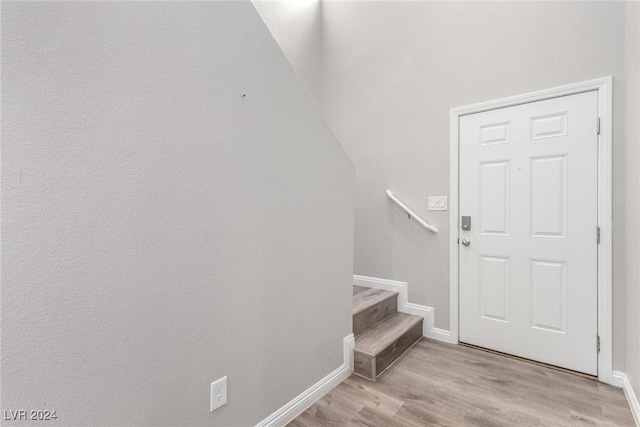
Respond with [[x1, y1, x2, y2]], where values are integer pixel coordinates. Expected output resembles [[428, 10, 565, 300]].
[[449, 77, 613, 385]]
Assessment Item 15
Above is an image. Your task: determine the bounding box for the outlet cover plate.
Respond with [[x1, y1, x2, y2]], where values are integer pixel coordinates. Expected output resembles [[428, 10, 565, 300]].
[[210, 376, 227, 412], [428, 196, 448, 211]]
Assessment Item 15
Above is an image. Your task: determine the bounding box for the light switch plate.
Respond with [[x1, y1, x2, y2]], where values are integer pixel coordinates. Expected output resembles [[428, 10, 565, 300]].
[[428, 196, 448, 211]]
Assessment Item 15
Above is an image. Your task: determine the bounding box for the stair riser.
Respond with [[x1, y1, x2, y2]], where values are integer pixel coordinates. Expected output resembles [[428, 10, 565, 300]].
[[353, 352, 375, 380], [353, 294, 397, 337], [353, 320, 422, 380]]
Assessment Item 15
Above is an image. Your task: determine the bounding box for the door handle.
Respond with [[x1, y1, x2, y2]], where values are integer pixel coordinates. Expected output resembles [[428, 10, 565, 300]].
[[461, 239, 471, 247]]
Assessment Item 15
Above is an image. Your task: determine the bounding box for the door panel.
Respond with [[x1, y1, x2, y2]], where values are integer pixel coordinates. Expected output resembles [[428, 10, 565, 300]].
[[479, 161, 511, 236], [530, 155, 567, 238], [530, 259, 566, 334], [479, 256, 510, 323], [459, 91, 598, 375]]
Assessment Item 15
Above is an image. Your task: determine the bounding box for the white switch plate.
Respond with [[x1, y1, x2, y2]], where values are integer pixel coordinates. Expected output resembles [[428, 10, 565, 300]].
[[428, 196, 448, 211], [210, 376, 227, 412]]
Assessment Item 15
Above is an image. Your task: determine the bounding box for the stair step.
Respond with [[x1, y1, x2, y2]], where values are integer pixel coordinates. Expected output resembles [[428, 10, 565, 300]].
[[353, 286, 398, 336], [353, 312, 423, 380]]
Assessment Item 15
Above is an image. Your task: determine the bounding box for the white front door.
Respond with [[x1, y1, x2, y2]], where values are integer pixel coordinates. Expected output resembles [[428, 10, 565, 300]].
[[458, 91, 599, 375]]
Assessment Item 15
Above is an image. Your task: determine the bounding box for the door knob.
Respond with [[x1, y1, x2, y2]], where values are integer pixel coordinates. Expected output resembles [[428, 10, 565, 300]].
[[461, 239, 471, 247]]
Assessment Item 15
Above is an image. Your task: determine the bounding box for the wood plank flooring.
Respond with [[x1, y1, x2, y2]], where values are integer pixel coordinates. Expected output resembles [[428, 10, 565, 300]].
[[288, 338, 635, 426]]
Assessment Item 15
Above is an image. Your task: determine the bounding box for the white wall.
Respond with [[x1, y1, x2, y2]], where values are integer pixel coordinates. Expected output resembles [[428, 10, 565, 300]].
[[625, 0, 640, 398], [1, 2, 354, 426], [260, 1, 633, 371]]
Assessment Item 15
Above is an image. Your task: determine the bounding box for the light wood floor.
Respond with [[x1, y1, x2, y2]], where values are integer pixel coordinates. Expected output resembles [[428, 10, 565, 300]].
[[288, 338, 635, 426]]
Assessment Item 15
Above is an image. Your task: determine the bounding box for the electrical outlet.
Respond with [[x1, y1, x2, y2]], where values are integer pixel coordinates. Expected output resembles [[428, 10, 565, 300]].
[[428, 196, 448, 211], [210, 376, 227, 412]]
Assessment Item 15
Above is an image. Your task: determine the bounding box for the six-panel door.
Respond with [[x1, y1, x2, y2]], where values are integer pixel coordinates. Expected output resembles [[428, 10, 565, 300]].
[[458, 91, 599, 375]]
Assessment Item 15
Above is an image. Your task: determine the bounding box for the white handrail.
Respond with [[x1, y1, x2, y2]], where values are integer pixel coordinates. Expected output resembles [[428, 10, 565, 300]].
[[386, 190, 438, 233]]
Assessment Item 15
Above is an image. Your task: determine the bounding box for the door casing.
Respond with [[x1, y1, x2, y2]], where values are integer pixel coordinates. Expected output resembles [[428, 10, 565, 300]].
[[449, 77, 613, 385]]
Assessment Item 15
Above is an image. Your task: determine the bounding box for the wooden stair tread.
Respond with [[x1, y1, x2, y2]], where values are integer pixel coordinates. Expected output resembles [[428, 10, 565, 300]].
[[352, 286, 397, 316], [354, 312, 423, 357]]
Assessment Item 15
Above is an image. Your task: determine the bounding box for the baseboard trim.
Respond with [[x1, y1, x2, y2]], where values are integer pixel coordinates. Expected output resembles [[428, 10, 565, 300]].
[[353, 275, 456, 344], [255, 333, 354, 427], [613, 371, 640, 426], [611, 371, 625, 388]]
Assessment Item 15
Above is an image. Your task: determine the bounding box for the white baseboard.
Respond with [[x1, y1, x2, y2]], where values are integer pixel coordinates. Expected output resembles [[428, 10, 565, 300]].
[[353, 275, 456, 344], [344, 332, 355, 371], [255, 333, 354, 427], [613, 371, 640, 426], [611, 370, 625, 388]]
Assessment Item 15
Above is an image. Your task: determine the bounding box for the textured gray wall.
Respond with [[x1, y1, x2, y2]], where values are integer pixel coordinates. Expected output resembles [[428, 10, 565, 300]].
[[1, 2, 354, 425]]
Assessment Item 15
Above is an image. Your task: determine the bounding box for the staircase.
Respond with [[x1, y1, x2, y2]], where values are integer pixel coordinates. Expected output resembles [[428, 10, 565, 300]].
[[352, 286, 423, 380]]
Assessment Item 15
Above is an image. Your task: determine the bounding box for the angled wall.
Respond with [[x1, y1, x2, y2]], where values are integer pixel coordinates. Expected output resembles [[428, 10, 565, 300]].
[[1, 2, 354, 425]]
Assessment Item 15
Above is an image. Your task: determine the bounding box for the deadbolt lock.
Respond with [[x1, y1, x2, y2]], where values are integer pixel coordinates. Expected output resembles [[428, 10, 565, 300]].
[[462, 216, 471, 230]]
